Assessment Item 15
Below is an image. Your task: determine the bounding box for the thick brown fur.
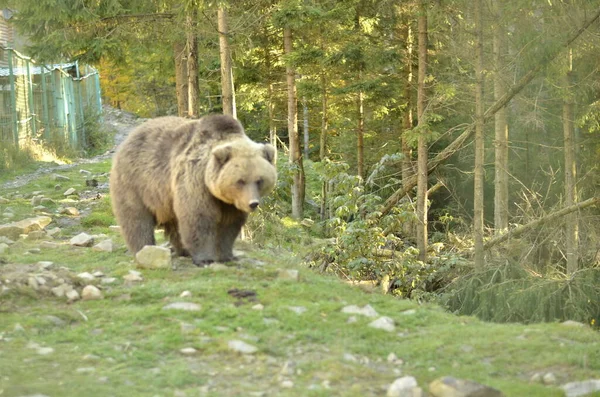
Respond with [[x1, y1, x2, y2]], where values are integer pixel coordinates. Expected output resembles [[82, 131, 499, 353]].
[[110, 114, 277, 265]]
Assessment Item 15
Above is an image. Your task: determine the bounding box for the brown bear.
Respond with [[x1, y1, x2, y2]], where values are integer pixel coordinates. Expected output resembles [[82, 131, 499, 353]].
[[109, 114, 277, 266]]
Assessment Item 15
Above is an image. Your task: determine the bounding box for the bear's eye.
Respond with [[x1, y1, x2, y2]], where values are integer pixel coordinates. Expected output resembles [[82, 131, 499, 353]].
[[236, 179, 246, 187], [256, 178, 263, 188]]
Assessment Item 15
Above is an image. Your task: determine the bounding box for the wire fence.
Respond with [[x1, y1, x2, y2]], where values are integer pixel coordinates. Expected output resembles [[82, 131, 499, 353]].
[[0, 46, 102, 153]]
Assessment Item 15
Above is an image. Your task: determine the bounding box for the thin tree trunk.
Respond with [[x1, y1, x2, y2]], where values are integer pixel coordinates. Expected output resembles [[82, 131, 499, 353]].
[[174, 41, 188, 118], [218, 7, 236, 118], [357, 89, 365, 180], [380, 7, 600, 217], [186, 6, 199, 118], [264, 29, 277, 155], [473, 0, 485, 268], [303, 97, 309, 159], [284, 27, 304, 219], [320, 73, 328, 221], [484, 197, 598, 251], [402, 23, 414, 187], [492, 0, 509, 233], [416, 0, 428, 263], [563, 49, 578, 274]]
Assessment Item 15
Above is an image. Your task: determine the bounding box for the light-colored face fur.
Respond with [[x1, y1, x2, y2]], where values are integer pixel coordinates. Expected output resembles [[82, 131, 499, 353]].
[[206, 139, 277, 213]]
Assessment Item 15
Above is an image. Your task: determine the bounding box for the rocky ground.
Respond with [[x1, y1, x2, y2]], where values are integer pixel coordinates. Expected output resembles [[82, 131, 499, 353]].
[[0, 107, 599, 397]]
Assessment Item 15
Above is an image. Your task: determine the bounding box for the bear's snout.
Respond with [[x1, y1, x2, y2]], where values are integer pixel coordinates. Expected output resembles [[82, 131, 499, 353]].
[[249, 201, 259, 211]]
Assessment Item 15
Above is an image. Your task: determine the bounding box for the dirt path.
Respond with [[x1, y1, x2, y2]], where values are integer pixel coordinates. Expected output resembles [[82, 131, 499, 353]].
[[1, 105, 141, 190]]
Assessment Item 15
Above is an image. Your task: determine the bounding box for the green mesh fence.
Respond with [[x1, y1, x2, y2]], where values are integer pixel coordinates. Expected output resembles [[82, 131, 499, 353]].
[[0, 46, 102, 152]]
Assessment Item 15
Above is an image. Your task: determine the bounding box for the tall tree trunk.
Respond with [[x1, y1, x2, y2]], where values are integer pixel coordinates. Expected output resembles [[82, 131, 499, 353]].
[[186, 6, 199, 118], [320, 73, 329, 221], [174, 41, 188, 118], [402, 23, 414, 187], [357, 88, 365, 180], [218, 7, 236, 118], [264, 29, 277, 155], [492, 1, 508, 233], [416, 0, 428, 262], [473, 0, 485, 267], [303, 97, 309, 159], [563, 49, 578, 274], [284, 27, 304, 219]]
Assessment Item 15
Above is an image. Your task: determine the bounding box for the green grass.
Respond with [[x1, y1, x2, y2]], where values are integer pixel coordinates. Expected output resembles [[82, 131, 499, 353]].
[[1, 161, 599, 397]]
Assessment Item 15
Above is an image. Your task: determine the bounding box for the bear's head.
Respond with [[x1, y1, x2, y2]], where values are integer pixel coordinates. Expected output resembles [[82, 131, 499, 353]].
[[206, 139, 277, 213]]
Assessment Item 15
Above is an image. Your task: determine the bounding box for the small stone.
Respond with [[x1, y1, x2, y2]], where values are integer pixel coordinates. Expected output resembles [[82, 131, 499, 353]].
[[135, 245, 172, 269], [561, 380, 600, 397], [342, 304, 379, 318], [123, 271, 143, 283], [14, 323, 25, 332], [77, 272, 95, 281], [228, 339, 258, 354], [63, 188, 76, 196], [347, 316, 358, 324], [278, 269, 299, 281], [530, 373, 542, 383], [109, 225, 120, 231], [179, 290, 192, 298], [561, 320, 587, 328], [542, 373, 557, 385], [37, 347, 55, 355], [51, 283, 73, 298], [387, 376, 422, 397], [53, 174, 70, 181], [0, 216, 52, 240], [280, 380, 294, 389], [92, 271, 105, 278], [288, 306, 307, 315], [62, 207, 80, 216], [180, 347, 197, 355], [92, 239, 114, 252], [162, 302, 201, 311], [76, 367, 96, 373], [46, 227, 61, 237], [31, 195, 44, 206], [26, 230, 47, 240], [101, 277, 117, 285], [40, 241, 60, 249], [70, 232, 94, 247], [40, 197, 55, 205], [66, 289, 80, 302], [252, 304, 264, 311], [387, 353, 404, 365], [81, 285, 103, 301], [368, 316, 396, 332], [80, 169, 92, 175], [28, 276, 40, 290], [28, 248, 41, 254], [429, 376, 504, 397]]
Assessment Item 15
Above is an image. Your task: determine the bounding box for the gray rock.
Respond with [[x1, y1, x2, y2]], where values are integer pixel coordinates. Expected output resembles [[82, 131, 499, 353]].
[[40, 197, 55, 205], [63, 187, 77, 196], [92, 239, 114, 252], [278, 269, 299, 281], [135, 245, 172, 269], [36, 347, 55, 355], [46, 227, 61, 237], [77, 272, 95, 281], [66, 289, 81, 302], [101, 277, 117, 285], [0, 216, 52, 240], [61, 207, 80, 216], [31, 195, 44, 206], [40, 241, 60, 249], [543, 373, 557, 385], [180, 347, 197, 355], [81, 285, 103, 300], [342, 304, 379, 318], [70, 232, 94, 247], [288, 306, 307, 315], [228, 339, 258, 354], [26, 230, 47, 240], [368, 316, 396, 332], [387, 376, 423, 397], [53, 174, 70, 181], [562, 380, 600, 397], [51, 283, 73, 298], [123, 270, 143, 283], [162, 302, 201, 311], [179, 290, 192, 298], [429, 376, 504, 397], [0, 236, 14, 245]]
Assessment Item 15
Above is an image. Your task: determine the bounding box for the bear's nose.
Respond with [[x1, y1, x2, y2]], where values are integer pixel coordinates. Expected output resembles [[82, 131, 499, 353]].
[[249, 201, 259, 210]]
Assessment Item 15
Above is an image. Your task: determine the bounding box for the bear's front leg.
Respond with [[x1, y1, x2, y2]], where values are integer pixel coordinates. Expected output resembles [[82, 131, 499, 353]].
[[218, 215, 247, 262], [178, 213, 219, 267]]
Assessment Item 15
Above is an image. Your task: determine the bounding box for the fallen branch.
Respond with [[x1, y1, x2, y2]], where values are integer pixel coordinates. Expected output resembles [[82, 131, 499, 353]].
[[483, 196, 600, 250], [381, 7, 600, 216]]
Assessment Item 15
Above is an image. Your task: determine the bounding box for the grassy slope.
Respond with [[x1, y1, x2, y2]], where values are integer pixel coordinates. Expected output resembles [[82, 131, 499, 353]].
[[0, 161, 599, 397]]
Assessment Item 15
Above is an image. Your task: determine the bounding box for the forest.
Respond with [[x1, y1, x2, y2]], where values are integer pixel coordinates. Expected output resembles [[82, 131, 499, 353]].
[[6, 0, 600, 327]]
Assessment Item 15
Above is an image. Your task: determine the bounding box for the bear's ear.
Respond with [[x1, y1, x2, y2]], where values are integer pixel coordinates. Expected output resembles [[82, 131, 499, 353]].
[[212, 144, 232, 166], [262, 144, 276, 164]]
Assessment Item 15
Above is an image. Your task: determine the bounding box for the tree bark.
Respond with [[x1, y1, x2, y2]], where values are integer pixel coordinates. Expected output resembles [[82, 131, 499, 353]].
[[484, 197, 598, 251], [186, 6, 199, 118], [492, 0, 509, 233], [173, 40, 188, 118], [320, 73, 329, 221], [473, 0, 485, 268], [303, 97, 309, 159], [284, 27, 304, 219], [402, 23, 414, 187], [563, 49, 578, 274], [218, 7, 236, 118], [357, 88, 365, 180], [380, 6, 600, 217], [416, 0, 428, 263]]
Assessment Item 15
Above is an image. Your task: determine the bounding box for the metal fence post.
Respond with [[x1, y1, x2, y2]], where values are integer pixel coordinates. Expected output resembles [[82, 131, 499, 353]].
[[7, 49, 18, 149], [26, 58, 37, 139]]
